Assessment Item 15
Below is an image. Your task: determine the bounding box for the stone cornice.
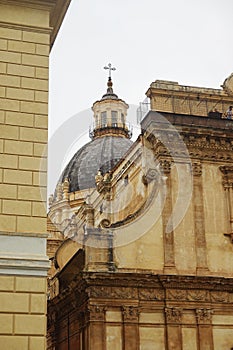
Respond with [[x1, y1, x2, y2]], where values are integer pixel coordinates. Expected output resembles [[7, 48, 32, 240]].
[[50, 272, 233, 303], [48, 272, 233, 321], [142, 112, 233, 162], [0, 0, 56, 10], [0, 0, 72, 48], [141, 111, 233, 134], [50, 0, 72, 48]]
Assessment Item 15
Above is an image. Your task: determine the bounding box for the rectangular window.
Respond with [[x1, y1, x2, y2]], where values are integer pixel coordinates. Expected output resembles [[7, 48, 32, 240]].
[[101, 111, 107, 127], [111, 111, 118, 127]]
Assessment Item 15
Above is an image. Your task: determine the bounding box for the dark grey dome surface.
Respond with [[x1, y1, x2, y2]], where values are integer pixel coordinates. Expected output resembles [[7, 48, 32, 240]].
[[60, 136, 133, 192]]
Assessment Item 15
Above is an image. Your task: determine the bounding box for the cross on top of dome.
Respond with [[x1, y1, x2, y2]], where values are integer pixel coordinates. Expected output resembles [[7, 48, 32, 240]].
[[104, 63, 116, 79]]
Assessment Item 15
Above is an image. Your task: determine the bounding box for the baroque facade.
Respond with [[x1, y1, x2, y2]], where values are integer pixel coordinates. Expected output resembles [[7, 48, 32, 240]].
[[47, 73, 233, 349]]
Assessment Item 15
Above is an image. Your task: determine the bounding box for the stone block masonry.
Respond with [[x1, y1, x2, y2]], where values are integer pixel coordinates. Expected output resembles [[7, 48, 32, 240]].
[[0, 0, 72, 349]]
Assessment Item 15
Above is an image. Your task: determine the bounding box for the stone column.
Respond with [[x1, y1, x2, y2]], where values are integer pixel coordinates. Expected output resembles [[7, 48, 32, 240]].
[[122, 306, 140, 350], [160, 160, 177, 274], [192, 162, 209, 274], [165, 307, 182, 350], [196, 308, 214, 350]]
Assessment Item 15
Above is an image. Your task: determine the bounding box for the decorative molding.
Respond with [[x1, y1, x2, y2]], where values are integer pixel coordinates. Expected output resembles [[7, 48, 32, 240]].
[[139, 288, 164, 301], [210, 291, 229, 303], [0, 0, 55, 10], [188, 290, 209, 302], [87, 286, 138, 300], [0, 20, 52, 33]]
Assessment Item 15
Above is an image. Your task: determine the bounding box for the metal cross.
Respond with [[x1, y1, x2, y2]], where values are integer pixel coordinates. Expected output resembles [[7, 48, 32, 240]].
[[104, 63, 116, 79]]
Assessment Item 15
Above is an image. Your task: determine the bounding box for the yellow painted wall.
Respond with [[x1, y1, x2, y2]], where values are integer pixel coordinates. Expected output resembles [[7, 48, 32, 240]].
[[0, 2, 51, 349], [0, 8, 49, 235]]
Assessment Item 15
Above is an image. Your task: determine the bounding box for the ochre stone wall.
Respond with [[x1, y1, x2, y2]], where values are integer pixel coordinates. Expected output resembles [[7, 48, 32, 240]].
[[0, 276, 47, 349], [0, 1, 71, 348], [0, 3, 49, 234]]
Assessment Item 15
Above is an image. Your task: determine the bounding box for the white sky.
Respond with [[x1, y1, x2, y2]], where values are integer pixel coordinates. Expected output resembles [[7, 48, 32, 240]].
[[47, 0, 233, 195]]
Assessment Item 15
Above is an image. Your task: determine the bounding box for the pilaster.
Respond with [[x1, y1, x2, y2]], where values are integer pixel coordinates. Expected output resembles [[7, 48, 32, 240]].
[[122, 305, 140, 350], [196, 308, 214, 350], [160, 159, 177, 274], [192, 161, 209, 274], [87, 304, 106, 350], [220, 166, 233, 241], [165, 307, 183, 350]]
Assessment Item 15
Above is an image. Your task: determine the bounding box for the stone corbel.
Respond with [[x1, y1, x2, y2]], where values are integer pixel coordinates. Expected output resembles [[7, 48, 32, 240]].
[[142, 167, 160, 185]]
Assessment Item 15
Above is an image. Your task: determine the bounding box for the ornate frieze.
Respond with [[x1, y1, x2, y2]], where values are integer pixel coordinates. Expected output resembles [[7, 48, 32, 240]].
[[188, 290, 209, 302], [167, 289, 209, 302], [210, 291, 229, 303], [139, 288, 164, 301], [87, 286, 138, 299]]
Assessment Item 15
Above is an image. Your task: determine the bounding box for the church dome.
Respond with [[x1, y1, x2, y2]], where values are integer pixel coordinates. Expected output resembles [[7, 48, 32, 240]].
[[60, 135, 133, 192], [57, 65, 133, 193]]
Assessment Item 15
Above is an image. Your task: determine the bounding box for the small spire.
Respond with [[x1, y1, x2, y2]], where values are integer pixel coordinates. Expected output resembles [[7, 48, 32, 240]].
[[107, 77, 113, 94]]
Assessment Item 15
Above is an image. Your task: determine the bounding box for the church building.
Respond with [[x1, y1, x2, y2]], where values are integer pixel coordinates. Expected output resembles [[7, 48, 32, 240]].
[[47, 71, 233, 350]]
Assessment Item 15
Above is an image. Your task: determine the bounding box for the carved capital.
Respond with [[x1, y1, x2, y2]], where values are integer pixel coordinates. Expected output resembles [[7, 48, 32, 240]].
[[88, 304, 106, 321], [192, 162, 202, 176], [219, 165, 233, 187], [122, 306, 140, 322], [160, 159, 172, 174], [196, 308, 213, 324], [165, 307, 182, 323]]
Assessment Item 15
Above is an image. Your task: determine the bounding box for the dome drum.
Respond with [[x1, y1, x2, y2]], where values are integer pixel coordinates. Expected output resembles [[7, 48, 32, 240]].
[[89, 120, 133, 139]]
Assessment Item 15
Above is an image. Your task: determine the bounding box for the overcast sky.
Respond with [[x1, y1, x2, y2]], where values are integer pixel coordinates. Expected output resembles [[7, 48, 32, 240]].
[[47, 0, 233, 195]]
